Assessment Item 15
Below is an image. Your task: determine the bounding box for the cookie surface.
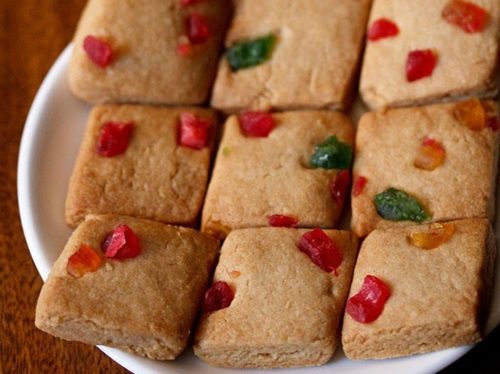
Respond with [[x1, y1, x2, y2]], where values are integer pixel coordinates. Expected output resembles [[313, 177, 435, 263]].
[[360, 0, 500, 109], [65, 104, 217, 228], [194, 227, 358, 368], [35, 214, 219, 360], [342, 218, 496, 359], [211, 0, 372, 111]]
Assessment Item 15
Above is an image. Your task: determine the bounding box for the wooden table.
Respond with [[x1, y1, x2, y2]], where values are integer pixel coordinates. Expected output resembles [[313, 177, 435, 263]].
[[0, 1, 498, 373]]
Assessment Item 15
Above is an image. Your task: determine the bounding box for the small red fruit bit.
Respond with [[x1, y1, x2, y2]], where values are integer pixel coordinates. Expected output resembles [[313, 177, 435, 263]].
[[442, 0, 489, 33], [187, 13, 210, 44], [102, 224, 142, 260], [96, 121, 134, 157], [176, 41, 193, 57], [330, 170, 350, 207], [298, 228, 343, 273], [204, 281, 234, 313], [67, 244, 102, 277], [353, 176, 367, 197], [367, 18, 399, 41], [346, 275, 391, 323], [83, 35, 113, 68], [238, 111, 275, 137], [406, 49, 438, 82], [179, 112, 212, 149], [267, 214, 299, 227]]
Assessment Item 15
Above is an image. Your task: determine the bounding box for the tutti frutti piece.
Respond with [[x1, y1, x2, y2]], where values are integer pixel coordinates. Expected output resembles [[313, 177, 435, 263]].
[[204, 281, 234, 313], [226, 34, 276, 71], [267, 214, 298, 227], [101, 224, 142, 259], [408, 222, 456, 250], [238, 111, 275, 137], [96, 121, 134, 157], [346, 275, 390, 323], [330, 170, 350, 207], [83, 35, 113, 68], [66, 244, 102, 277], [367, 18, 399, 41], [406, 49, 438, 82], [442, 0, 489, 34], [310, 136, 352, 170], [414, 137, 446, 171], [374, 188, 430, 222], [179, 112, 212, 149], [298, 228, 343, 274]]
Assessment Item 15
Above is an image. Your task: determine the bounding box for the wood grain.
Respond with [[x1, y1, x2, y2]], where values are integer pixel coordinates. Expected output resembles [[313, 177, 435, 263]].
[[0, 0, 499, 373]]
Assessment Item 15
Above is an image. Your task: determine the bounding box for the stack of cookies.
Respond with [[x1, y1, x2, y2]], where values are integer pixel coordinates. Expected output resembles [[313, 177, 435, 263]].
[[35, 0, 500, 369]]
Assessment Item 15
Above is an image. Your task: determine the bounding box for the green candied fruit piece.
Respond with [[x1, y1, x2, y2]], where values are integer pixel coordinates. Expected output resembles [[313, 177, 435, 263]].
[[374, 188, 430, 222], [309, 136, 352, 170], [226, 34, 276, 71]]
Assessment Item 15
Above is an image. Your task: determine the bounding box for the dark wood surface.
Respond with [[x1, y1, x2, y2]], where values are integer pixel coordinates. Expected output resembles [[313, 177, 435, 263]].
[[0, 1, 499, 373]]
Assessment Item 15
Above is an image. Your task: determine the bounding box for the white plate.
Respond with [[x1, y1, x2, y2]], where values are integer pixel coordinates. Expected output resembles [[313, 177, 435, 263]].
[[18, 45, 500, 374]]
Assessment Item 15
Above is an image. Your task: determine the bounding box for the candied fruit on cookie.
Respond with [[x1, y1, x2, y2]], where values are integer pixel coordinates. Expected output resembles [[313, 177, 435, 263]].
[[342, 218, 496, 359], [351, 101, 499, 237], [202, 111, 354, 238], [35, 214, 219, 360], [66, 104, 218, 228], [194, 227, 358, 368]]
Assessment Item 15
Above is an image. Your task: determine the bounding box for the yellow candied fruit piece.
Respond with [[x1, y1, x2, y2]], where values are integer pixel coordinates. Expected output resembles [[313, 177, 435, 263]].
[[414, 145, 445, 171], [408, 223, 456, 250], [453, 98, 486, 131]]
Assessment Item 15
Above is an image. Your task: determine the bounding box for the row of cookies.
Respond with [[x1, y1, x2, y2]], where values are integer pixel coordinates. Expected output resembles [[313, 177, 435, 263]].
[[69, 0, 500, 111]]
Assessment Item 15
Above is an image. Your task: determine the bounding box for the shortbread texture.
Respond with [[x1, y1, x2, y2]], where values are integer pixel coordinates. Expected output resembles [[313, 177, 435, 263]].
[[342, 218, 496, 359], [65, 104, 217, 228], [211, 0, 372, 112], [35, 214, 219, 360], [351, 101, 499, 237], [68, 0, 231, 104], [360, 0, 500, 109], [194, 228, 358, 368], [202, 111, 354, 238]]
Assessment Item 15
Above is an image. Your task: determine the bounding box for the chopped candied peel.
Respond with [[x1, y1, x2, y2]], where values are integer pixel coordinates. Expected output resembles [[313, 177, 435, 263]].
[[204, 281, 234, 313], [353, 176, 367, 197], [267, 214, 299, 228], [298, 228, 343, 274], [442, 0, 489, 33], [346, 275, 390, 323], [367, 18, 399, 41], [406, 49, 438, 82], [96, 121, 134, 157], [179, 112, 212, 149], [408, 222, 456, 249], [83, 35, 113, 68], [330, 170, 350, 207], [238, 111, 275, 137], [102, 224, 142, 260], [453, 98, 487, 131], [67, 244, 102, 277], [187, 13, 210, 44], [414, 137, 446, 171]]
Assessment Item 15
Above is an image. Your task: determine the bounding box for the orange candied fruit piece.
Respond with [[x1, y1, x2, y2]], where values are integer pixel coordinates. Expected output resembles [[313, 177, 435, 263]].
[[67, 244, 102, 277], [408, 222, 456, 250], [442, 0, 489, 34], [453, 98, 487, 131], [414, 137, 446, 171]]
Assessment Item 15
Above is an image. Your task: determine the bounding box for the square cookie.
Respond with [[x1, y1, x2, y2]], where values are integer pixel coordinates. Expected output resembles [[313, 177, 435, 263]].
[[360, 0, 500, 109], [35, 214, 219, 360], [194, 227, 359, 368], [351, 100, 499, 237], [68, 0, 231, 104], [66, 104, 217, 228], [201, 111, 355, 238], [342, 218, 496, 359], [210, 0, 372, 112]]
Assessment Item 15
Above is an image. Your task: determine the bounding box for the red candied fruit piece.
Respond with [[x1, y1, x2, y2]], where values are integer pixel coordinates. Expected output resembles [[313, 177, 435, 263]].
[[267, 214, 299, 228], [176, 41, 193, 57], [204, 281, 234, 313], [330, 170, 350, 207], [298, 228, 343, 274], [442, 0, 489, 33], [96, 122, 134, 157], [67, 244, 102, 277], [406, 49, 438, 82], [367, 18, 399, 41], [187, 13, 210, 44], [179, 112, 212, 149], [353, 176, 368, 197], [346, 275, 391, 323], [102, 224, 142, 260], [238, 111, 275, 137], [83, 35, 113, 68]]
